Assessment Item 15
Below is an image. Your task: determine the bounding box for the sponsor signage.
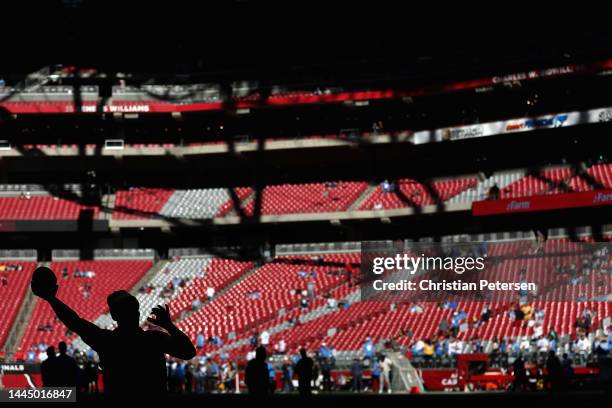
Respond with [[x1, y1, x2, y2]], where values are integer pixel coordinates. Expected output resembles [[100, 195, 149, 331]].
[[472, 190, 612, 216], [419, 370, 460, 391], [1, 364, 25, 373], [413, 106, 612, 144]]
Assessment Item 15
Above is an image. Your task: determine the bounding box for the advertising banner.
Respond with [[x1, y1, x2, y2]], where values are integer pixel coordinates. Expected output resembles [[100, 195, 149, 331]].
[[472, 190, 612, 216]]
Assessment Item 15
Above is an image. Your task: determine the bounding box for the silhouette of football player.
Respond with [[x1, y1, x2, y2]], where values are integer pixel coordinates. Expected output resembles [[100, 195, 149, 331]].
[[31, 266, 196, 397]]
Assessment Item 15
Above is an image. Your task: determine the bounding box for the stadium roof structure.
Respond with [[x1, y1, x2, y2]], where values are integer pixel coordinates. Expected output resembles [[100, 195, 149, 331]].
[[1, 2, 610, 84]]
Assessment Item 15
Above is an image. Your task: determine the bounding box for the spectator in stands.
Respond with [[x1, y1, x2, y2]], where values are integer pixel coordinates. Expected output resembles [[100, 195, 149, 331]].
[[275, 338, 287, 354], [534, 307, 546, 324], [326, 296, 337, 309], [532, 230, 546, 254], [575, 334, 592, 358], [480, 305, 492, 326], [435, 338, 447, 362], [409, 303, 424, 314], [31, 267, 196, 398], [260, 330, 270, 347], [533, 321, 546, 339], [510, 339, 521, 358], [245, 346, 270, 396], [513, 303, 525, 322], [247, 290, 261, 300], [412, 338, 425, 358], [381, 179, 395, 193], [537, 336, 550, 357], [438, 318, 450, 336], [423, 339, 434, 366], [594, 334, 609, 354], [582, 309, 594, 333], [206, 287, 215, 301], [319, 343, 332, 360], [24, 348, 34, 362], [448, 337, 460, 357], [487, 183, 500, 200], [520, 336, 531, 353], [363, 337, 374, 359], [37, 347, 48, 362], [451, 311, 463, 336], [40, 346, 57, 387], [549, 334, 558, 354], [295, 348, 314, 397], [307, 280, 315, 301], [249, 332, 258, 349], [191, 298, 202, 311], [520, 303, 533, 321], [441, 300, 458, 310]]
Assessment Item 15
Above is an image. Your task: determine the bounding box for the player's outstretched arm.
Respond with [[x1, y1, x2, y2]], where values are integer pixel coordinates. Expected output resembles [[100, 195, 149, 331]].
[[31, 267, 102, 343]]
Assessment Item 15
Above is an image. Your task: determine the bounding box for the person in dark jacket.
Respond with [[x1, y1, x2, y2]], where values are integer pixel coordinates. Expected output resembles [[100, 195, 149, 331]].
[[295, 348, 314, 397], [245, 346, 270, 396], [545, 351, 563, 391], [55, 342, 79, 387], [40, 346, 58, 387], [351, 358, 363, 392], [513, 355, 528, 391], [321, 358, 333, 392]]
